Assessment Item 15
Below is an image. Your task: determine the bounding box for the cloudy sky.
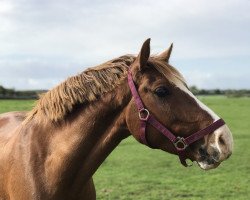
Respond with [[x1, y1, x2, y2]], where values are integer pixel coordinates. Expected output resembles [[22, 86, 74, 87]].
[[0, 0, 249, 90]]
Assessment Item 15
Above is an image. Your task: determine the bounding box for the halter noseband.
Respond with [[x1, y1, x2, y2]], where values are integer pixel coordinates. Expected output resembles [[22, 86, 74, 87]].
[[127, 70, 225, 167]]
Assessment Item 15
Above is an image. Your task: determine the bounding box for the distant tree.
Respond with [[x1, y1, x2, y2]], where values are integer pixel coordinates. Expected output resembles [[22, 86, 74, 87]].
[[189, 86, 199, 95], [200, 89, 209, 95], [6, 88, 15, 96], [0, 85, 6, 95], [214, 89, 222, 95]]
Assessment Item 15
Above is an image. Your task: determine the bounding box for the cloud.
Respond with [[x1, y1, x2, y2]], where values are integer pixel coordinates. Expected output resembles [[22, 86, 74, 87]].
[[183, 67, 250, 90], [0, 0, 249, 89]]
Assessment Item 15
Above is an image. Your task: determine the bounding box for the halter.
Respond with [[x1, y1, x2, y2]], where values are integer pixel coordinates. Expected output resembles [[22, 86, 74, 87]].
[[127, 70, 225, 167]]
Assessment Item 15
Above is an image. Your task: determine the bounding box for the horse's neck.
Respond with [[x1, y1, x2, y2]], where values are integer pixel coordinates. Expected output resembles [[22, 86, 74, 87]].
[[23, 80, 131, 196]]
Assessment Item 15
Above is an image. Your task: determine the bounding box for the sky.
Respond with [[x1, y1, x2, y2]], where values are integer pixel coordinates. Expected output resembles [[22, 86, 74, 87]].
[[0, 0, 249, 90]]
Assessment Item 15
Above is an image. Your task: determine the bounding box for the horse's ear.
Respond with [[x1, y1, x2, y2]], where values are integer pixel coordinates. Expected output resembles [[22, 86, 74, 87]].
[[133, 38, 151, 71], [157, 43, 173, 62]]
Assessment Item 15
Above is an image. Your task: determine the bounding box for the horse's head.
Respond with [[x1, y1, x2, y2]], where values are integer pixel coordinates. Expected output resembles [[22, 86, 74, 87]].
[[126, 39, 233, 170]]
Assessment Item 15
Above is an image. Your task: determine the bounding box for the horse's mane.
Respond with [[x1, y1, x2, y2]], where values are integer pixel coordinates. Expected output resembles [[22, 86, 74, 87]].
[[25, 55, 186, 122]]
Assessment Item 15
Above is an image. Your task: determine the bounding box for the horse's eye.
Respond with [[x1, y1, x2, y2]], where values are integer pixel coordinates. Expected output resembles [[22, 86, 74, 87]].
[[154, 87, 170, 98]]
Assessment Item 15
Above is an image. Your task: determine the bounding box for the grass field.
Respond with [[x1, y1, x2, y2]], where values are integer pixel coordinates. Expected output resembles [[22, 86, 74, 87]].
[[0, 97, 249, 200], [0, 99, 35, 113]]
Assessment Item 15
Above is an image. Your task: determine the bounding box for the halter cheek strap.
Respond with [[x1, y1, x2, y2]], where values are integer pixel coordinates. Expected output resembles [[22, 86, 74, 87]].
[[127, 70, 225, 167]]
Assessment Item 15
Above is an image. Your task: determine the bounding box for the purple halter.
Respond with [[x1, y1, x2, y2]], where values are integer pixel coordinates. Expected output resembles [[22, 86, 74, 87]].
[[127, 70, 225, 167]]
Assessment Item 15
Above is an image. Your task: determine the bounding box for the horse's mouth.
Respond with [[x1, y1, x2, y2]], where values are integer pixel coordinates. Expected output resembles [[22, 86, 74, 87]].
[[196, 157, 221, 170]]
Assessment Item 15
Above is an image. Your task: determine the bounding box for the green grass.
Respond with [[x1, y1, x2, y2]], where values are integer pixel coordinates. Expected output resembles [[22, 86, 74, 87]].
[[0, 97, 249, 199], [0, 99, 35, 113]]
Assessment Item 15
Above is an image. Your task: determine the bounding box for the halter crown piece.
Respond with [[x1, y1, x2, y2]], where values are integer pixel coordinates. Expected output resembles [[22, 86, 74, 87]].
[[127, 70, 225, 167]]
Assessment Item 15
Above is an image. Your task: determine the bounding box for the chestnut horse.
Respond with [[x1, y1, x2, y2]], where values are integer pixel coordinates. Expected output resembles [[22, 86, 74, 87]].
[[0, 39, 233, 200]]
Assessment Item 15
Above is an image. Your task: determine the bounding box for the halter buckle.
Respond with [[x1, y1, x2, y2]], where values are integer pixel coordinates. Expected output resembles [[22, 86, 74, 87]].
[[139, 108, 150, 121], [174, 137, 188, 151]]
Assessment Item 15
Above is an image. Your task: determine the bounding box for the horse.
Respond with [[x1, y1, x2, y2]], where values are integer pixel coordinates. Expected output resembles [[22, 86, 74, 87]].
[[0, 39, 233, 200]]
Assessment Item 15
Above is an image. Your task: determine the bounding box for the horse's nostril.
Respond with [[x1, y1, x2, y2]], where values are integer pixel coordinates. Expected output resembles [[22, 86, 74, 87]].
[[199, 147, 209, 157], [219, 135, 225, 145], [212, 150, 220, 161], [199, 148, 204, 155]]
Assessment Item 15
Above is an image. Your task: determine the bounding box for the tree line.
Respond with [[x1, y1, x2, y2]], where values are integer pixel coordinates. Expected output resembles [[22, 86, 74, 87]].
[[189, 86, 250, 97], [0, 85, 46, 99], [0, 85, 250, 99]]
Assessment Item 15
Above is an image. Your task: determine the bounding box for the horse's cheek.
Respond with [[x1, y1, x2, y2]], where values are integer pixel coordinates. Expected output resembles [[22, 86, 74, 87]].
[[125, 102, 141, 142]]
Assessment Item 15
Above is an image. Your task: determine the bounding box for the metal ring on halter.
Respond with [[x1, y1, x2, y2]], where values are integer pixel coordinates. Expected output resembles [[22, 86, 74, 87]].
[[139, 108, 150, 121], [174, 137, 188, 151]]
